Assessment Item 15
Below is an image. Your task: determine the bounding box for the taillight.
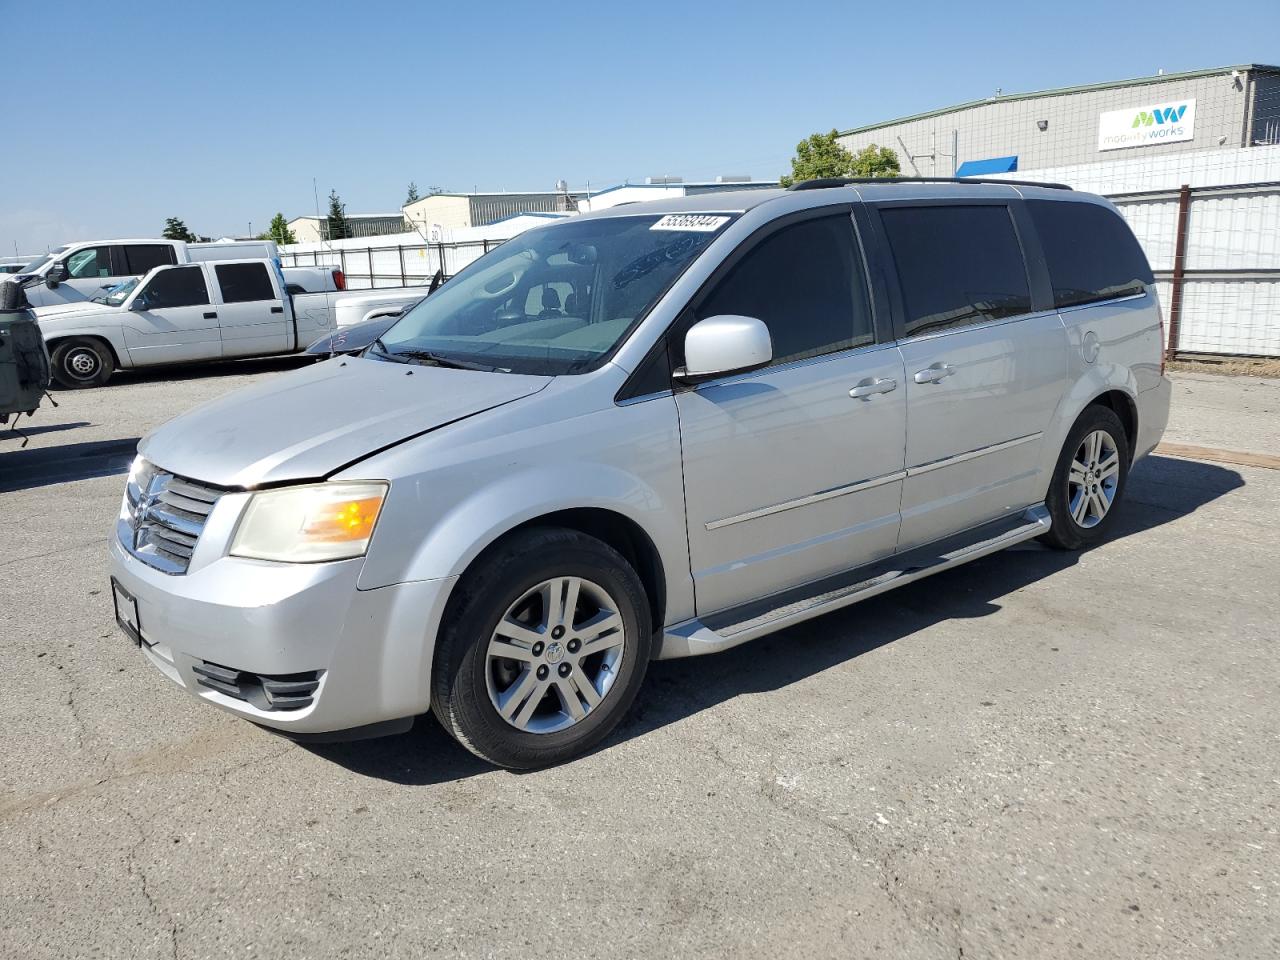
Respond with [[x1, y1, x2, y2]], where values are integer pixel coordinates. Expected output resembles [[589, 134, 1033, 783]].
[[332, 269, 346, 291]]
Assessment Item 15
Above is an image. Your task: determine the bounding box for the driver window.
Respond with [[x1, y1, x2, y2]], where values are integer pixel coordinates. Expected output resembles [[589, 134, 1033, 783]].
[[139, 267, 210, 309], [65, 246, 111, 279]]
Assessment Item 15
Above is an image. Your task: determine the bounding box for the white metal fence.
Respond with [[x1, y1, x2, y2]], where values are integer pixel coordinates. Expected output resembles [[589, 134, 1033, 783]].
[[278, 232, 504, 290]]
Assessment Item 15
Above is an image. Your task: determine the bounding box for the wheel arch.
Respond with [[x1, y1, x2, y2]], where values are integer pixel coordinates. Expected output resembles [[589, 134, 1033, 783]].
[[1086, 389, 1138, 458], [45, 332, 124, 370], [455, 507, 667, 636]]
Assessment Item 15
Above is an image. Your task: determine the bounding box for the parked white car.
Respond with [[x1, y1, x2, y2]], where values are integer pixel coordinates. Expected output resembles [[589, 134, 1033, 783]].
[[36, 258, 368, 387], [6, 238, 279, 307]]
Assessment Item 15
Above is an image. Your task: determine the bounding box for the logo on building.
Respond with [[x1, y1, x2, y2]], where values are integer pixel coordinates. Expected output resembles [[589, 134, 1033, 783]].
[[1131, 105, 1188, 128], [1098, 98, 1196, 151]]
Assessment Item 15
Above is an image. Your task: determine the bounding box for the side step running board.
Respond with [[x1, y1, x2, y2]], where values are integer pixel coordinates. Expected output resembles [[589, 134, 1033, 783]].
[[658, 505, 1051, 660]]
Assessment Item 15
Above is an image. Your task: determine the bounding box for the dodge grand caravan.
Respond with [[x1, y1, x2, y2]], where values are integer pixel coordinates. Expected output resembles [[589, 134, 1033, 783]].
[[109, 179, 1171, 768]]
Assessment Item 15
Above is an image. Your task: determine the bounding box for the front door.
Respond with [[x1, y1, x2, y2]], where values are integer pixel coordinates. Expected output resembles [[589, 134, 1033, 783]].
[[874, 201, 1070, 550], [122, 265, 222, 366], [212, 262, 291, 356], [674, 210, 907, 615]]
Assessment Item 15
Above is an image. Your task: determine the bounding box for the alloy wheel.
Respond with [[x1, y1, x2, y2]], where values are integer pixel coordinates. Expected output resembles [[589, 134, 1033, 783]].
[[485, 576, 626, 734], [1068, 429, 1120, 529]]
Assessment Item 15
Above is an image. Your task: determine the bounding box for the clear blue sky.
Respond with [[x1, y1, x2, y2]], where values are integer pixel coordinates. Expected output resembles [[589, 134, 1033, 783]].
[[5, 0, 1277, 253]]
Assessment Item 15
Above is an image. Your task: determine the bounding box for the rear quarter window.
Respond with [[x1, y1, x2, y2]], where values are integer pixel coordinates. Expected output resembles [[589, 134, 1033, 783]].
[[1027, 200, 1154, 309], [215, 263, 277, 303]]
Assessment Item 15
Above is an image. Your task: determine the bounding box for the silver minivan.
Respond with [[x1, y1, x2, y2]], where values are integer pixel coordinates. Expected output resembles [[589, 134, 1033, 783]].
[[109, 179, 1172, 768]]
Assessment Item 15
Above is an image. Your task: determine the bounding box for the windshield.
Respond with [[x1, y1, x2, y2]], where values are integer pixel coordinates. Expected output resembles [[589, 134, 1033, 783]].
[[376, 213, 733, 375], [20, 246, 66, 274], [92, 277, 140, 306]]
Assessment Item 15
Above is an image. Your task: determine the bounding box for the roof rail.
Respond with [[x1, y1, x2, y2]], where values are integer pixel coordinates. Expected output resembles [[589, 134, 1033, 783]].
[[787, 176, 1073, 191]]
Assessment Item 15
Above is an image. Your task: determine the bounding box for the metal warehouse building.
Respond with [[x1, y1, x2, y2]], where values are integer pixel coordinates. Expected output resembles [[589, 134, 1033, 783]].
[[838, 65, 1280, 359], [838, 64, 1280, 177]]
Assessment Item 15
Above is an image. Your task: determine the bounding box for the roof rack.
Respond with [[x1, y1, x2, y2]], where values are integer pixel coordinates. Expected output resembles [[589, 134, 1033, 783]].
[[787, 176, 1072, 191]]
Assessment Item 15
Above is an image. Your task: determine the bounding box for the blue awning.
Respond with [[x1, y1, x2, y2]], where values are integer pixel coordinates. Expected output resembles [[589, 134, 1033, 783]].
[[955, 156, 1018, 176]]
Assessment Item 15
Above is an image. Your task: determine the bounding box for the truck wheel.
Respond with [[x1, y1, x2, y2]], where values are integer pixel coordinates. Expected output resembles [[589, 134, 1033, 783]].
[[431, 527, 653, 769], [1040, 405, 1131, 551], [50, 338, 114, 389]]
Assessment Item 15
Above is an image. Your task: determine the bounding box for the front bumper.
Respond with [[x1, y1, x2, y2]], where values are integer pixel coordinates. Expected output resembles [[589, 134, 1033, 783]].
[[108, 536, 456, 734]]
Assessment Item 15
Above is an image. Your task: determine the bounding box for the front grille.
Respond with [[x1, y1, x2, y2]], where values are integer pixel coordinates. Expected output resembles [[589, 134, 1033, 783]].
[[123, 463, 222, 574], [192, 661, 322, 711]]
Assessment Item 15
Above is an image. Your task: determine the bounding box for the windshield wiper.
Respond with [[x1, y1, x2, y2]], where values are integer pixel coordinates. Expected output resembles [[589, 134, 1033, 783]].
[[366, 338, 411, 363], [394, 348, 497, 372]]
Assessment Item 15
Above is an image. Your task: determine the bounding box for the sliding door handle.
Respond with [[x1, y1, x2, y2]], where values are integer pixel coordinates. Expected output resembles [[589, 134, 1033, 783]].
[[913, 363, 955, 384], [203, 311, 218, 320], [849, 377, 898, 400]]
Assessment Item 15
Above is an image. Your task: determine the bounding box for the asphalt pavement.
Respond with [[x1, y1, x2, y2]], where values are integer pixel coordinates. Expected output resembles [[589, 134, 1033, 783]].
[[1, 359, 1277, 959]]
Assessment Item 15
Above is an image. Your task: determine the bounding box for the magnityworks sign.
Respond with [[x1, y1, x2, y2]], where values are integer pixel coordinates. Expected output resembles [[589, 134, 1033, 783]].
[[1098, 98, 1196, 151]]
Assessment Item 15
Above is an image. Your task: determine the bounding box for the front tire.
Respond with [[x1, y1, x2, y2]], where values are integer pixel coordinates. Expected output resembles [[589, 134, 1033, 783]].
[[50, 337, 114, 389], [1040, 405, 1131, 550], [431, 527, 653, 769]]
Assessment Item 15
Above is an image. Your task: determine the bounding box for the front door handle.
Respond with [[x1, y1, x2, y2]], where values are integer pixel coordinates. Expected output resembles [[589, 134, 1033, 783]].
[[849, 377, 897, 400], [913, 363, 955, 384], [203, 311, 217, 320]]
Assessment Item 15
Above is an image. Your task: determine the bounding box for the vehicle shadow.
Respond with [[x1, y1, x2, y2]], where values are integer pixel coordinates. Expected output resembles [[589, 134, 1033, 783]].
[[305, 455, 1244, 783], [0, 419, 91, 440], [0, 437, 140, 492]]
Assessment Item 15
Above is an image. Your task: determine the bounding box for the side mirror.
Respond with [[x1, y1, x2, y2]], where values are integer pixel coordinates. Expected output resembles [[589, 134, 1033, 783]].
[[675, 315, 772, 382], [129, 292, 150, 311], [46, 263, 69, 288]]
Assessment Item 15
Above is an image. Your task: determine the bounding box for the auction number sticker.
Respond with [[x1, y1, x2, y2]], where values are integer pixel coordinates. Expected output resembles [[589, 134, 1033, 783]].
[[650, 214, 731, 232]]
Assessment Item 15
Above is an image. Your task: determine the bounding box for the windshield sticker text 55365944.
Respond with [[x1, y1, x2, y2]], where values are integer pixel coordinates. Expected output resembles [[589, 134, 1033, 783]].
[[650, 214, 731, 232]]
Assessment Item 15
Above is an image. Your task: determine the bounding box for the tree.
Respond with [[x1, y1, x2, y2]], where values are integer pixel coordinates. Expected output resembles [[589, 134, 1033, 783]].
[[326, 190, 349, 241], [162, 217, 198, 241], [779, 130, 900, 186], [848, 143, 900, 179], [257, 213, 296, 245], [405, 181, 421, 206]]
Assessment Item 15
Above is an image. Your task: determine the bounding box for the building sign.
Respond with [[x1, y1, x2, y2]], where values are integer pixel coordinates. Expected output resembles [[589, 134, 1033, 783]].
[[1098, 98, 1196, 151]]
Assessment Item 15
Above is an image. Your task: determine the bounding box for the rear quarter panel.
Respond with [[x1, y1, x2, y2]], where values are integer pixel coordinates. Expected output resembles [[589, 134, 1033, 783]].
[[1037, 289, 1166, 482]]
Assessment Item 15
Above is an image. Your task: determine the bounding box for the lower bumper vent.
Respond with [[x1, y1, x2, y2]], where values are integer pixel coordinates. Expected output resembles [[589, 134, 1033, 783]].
[[192, 661, 321, 712]]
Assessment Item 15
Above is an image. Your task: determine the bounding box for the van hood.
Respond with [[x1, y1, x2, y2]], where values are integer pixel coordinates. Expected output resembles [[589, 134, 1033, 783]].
[[139, 356, 551, 488]]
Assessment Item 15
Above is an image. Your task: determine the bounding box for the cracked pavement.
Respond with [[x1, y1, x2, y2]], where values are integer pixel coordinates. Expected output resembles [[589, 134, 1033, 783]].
[[2, 359, 1278, 958]]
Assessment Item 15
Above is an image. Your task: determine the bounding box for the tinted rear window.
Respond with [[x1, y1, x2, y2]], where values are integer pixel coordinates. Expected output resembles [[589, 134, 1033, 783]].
[[881, 204, 1032, 336], [215, 263, 276, 303], [124, 244, 177, 275], [1027, 200, 1154, 309]]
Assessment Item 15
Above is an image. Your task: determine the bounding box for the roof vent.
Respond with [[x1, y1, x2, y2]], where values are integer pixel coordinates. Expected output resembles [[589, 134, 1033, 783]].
[[646, 176, 684, 185], [716, 175, 752, 183]]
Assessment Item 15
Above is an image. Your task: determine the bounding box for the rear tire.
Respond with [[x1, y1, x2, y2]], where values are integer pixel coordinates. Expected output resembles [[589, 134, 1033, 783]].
[[50, 337, 114, 389], [430, 527, 653, 769], [1040, 405, 1130, 550]]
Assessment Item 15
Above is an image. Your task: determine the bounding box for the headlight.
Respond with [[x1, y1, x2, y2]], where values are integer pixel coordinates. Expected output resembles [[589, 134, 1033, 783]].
[[230, 481, 388, 563]]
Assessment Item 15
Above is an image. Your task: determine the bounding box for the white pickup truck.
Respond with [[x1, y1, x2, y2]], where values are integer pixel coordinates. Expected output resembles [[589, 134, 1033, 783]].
[[7, 238, 281, 307], [36, 258, 423, 388]]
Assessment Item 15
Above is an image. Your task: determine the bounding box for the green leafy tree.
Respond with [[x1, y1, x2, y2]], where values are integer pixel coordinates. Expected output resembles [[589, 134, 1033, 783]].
[[326, 190, 349, 241], [779, 130, 899, 186], [848, 143, 900, 178], [162, 217, 198, 241], [405, 181, 421, 206], [257, 212, 296, 245]]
